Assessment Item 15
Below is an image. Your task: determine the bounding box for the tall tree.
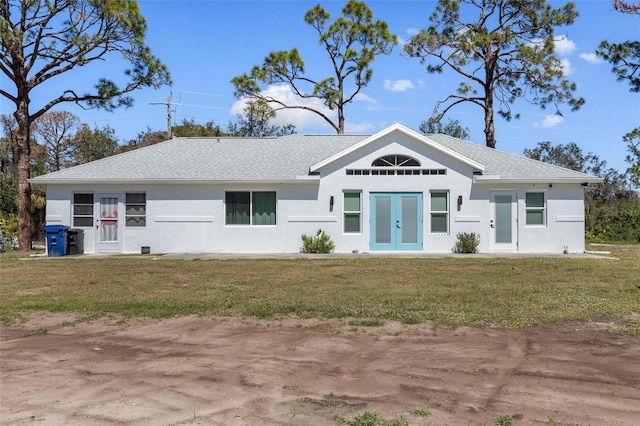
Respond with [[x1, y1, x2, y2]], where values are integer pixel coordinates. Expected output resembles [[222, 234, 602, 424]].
[[227, 99, 296, 137], [33, 111, 81, 172], [0, 115, 19, 215], [232, 0, 396, 134], [525, 141, 604, 173], [172, 119, 225, 138], [1, 114, 47, 241], [596, 1, 639, 189], [0, 115, 18, 183], [623, 128, 640, 188], [524, 141, 627, 202], [613, 0, 640, 14], [405, 0, 584, 148], [596, 1, 639, 92], [71, 124, 119, 165], [419, 118, 470, 140], [0, 0, 171, 250], [121, 127, 168, 152], [597, 40, 640, 92]]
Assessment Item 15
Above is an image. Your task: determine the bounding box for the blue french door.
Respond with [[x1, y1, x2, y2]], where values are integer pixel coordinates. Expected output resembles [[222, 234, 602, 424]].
[[370, 193, 423, 251]]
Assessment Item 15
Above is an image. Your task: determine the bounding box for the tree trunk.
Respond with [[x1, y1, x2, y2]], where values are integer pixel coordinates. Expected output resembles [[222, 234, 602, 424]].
[[337, 105, 345, 135], [15, 102, 32, 251], [483, 101, 496, 149], [484, 57, 497, 149], [337, 81, 345, 134]]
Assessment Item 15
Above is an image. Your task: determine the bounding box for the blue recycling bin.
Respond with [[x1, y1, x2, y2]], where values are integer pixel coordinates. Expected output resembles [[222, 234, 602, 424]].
[[44, 225, 70, 257]]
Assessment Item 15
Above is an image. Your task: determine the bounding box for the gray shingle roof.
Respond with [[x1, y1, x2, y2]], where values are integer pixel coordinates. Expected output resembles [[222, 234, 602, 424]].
[[30, 134, 366, 183], [426, 134, 600, 182], [30, 125, 600, 184]]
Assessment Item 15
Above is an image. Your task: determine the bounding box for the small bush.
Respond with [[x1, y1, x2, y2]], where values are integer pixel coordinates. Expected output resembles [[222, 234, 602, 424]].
[[0, 213, 18, 252], [454, 232, 480, 253], [301, 229, 335, 253], [337, 410, 409, 426], [410, 407, 431, 418], [495, 415, 513, 426]]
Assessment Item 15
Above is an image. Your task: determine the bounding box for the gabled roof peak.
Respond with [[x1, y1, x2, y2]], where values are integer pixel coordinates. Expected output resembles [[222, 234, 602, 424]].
[[310, 122, 485, 172]]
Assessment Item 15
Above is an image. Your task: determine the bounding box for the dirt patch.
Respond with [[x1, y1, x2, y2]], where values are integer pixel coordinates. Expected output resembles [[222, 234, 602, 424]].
[[1, 313, 639, 425]]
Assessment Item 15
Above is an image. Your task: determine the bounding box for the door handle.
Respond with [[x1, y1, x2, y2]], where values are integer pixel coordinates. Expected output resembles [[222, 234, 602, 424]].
[[396, 220, 401, 229], [490, 220, 495, 228]]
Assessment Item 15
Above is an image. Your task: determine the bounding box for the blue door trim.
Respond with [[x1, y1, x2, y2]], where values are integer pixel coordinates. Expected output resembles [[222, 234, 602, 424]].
[[370, 192, 423, 251]]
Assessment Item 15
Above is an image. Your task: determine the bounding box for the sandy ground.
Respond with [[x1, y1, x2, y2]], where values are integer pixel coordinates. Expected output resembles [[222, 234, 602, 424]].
[[1, 313, 639, 426]]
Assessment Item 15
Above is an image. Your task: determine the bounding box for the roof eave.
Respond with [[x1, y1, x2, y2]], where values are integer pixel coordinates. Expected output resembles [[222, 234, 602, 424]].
[[473, 176, 603, 184], [29, 177, 319, 185]]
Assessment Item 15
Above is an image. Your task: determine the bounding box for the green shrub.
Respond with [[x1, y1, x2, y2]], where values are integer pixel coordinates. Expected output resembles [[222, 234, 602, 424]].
[[301, 229, 335, 253], [586, 203, 640, 243], [494, 415, 513, 426], [336, 411, 409, 426], [0, 213, 18, 252], [454, 232, 480, 253]]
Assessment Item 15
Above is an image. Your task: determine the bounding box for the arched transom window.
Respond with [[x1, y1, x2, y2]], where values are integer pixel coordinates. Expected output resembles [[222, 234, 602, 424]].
[[346, 153, 445, 176], [372, 154, 420, 167]]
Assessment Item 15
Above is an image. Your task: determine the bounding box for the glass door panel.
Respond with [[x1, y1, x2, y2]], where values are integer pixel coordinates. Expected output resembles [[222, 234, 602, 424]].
[[495, 195, 512, 243], [401, 196, 418, 244], [375, 196, 391, 244], [490, 191, 517, 251]]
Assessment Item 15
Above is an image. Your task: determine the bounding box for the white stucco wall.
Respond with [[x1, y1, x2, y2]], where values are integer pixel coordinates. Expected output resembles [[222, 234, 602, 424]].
[[42, 134, 588, 254]]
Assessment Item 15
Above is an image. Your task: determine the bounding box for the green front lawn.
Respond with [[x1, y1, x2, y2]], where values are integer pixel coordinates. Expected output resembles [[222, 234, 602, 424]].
[[1, 246, 638, 331]]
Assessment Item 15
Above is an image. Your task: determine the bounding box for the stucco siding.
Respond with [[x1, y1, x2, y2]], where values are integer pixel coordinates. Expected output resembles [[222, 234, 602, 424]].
[[43, 179, 587, 255], [38, 124, 594, 255]]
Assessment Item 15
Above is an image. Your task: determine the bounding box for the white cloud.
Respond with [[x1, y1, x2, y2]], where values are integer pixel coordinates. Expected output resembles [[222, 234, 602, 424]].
[[534, 114, 564, 127], [383, 79, 418, 92], [580, 52, 603, 64], [344, 121, 376, 134], [230, 84, 336, 132], [559, 58, 574, 76], [354, 93, 380, 108], [554, 36, 576, 56]]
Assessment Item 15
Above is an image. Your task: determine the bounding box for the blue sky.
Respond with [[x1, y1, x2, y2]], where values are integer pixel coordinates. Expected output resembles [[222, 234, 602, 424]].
[[3, 0, 639, 173]]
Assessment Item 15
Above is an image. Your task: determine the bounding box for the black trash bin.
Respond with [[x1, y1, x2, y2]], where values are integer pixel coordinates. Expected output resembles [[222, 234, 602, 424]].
[[44, 225, 70, 257], [67, 228, 84, 255]]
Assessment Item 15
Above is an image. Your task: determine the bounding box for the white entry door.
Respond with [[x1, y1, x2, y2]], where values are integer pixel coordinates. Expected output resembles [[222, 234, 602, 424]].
[[96, 194, 121, 253], [490, 191, 518, 251]]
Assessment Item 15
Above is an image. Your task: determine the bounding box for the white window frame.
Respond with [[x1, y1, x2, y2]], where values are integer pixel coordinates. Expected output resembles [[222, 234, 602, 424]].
[[430, 191, 449, 234], [125, 193, 146, 227], [225, 191, 277, 226], [343, 191, 362, 234], [525, 192, 546, 226], [72, 193, 94, 228]]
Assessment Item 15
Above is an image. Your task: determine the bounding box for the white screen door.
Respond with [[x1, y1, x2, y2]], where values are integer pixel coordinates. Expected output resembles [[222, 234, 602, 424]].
[[96, 194, 121, 252]]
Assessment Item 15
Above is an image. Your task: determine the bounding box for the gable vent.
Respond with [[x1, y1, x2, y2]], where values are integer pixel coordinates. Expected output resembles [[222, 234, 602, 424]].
[[347, 168, 446, 176], [372, 154, 420, 167]]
